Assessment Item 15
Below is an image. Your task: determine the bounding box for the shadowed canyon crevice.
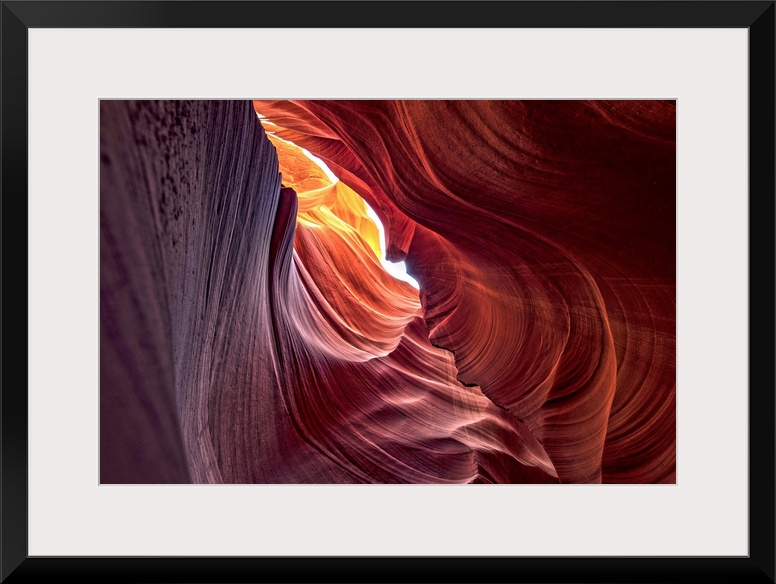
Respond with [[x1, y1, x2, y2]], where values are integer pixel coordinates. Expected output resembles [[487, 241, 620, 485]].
[[100, 99, 675, 484]]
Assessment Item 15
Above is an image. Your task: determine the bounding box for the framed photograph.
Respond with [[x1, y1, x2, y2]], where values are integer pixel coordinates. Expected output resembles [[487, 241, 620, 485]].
[[3, 1, 773, 582]]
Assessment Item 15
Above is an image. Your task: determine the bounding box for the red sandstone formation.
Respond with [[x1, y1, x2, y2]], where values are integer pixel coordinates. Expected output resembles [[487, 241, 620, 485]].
[[100, 99, 675, 484]]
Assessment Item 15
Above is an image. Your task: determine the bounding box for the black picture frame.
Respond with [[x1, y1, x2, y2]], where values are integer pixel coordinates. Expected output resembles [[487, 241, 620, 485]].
[[2, 2, 773, 582]]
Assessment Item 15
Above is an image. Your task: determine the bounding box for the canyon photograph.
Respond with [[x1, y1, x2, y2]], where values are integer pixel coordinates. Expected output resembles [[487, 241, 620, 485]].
[[100, 100, 676, 484]]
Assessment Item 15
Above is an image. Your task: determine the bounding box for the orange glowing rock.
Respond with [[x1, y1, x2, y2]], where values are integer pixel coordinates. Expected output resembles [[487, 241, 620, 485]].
[[253, 99, 676, 484], [99, 99, 674, 484], [262, 125, 383, 262]]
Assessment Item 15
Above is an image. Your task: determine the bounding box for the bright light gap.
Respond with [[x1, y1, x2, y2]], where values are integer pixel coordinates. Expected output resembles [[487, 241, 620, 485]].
[[258, 113, 419, 289]]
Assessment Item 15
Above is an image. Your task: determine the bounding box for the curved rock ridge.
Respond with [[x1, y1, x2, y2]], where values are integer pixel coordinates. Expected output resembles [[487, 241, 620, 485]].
[[101, 100, 562, 483], [253, 100, 676, 484], [266, 131, 421, 361], [99, 100, 673, 483], [101, 100, 344, 483]]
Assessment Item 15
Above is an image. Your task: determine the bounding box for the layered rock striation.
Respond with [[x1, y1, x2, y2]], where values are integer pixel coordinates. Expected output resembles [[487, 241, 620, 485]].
[[100, 99, 675, 484]]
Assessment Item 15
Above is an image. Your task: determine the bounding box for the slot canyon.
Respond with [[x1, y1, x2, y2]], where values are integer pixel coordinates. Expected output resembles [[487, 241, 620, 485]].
[[100, 99, 675, 484]]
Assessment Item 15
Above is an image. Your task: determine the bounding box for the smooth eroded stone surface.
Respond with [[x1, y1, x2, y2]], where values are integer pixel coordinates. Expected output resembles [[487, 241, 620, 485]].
[[100, 99, 674, 484], [254, 100, 676, 484]]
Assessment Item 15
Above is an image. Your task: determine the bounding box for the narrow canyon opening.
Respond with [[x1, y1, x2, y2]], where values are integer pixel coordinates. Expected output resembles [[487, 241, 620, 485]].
[[257, 111, 420, 293], [100, 100, 676, 485]]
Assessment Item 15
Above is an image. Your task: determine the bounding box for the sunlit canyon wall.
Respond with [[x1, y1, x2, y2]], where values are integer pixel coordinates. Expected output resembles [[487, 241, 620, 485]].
[[100, 100, 675, 484]]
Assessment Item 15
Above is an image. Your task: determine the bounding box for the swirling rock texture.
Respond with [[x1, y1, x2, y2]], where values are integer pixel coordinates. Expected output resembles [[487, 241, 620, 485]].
[[100, 99, 675, 484]]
